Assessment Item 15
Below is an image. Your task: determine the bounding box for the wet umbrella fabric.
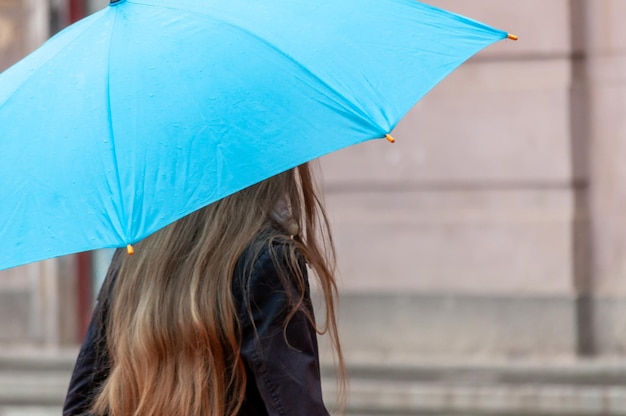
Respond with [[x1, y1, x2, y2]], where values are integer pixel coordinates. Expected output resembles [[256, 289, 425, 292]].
[[0, 0, 509, 271]]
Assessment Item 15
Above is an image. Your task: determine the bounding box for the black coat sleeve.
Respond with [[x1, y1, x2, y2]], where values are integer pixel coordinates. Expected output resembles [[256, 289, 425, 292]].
[[63, 300, 109, 416], [236, 245, 330, 416], [63, 250, 122, 416]]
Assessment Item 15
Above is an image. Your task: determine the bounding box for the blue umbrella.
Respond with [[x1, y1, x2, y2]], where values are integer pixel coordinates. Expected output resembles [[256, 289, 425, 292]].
[[0, 0, 514, 271]]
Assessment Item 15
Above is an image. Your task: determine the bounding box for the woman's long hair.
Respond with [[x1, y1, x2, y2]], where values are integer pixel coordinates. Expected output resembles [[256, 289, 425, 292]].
[[91, 163, 344, 416]]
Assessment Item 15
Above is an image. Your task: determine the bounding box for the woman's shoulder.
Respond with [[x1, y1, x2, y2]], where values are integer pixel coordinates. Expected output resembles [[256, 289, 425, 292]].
[[232, 231, 307, 301], [241, 227, 303, 270]]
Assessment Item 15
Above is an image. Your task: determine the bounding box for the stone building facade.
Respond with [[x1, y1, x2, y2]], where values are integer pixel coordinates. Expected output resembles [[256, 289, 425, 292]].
[[324, 0, 626, 360], [1, 0, 626, 414]]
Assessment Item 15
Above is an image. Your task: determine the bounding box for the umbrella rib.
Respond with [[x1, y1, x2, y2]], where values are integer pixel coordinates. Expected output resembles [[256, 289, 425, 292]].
[[104, 7, 130, 244], [220, 22, 379, 130], [129, 0, 382, 132]]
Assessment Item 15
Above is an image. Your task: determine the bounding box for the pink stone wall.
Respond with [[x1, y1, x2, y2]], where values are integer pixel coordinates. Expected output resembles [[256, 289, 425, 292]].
[[322, 0, 577, 296], [320, 0, 626, 356]]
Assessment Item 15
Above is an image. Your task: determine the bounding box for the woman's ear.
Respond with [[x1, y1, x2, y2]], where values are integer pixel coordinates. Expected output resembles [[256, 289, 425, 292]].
[[271, 198, 300, 236]]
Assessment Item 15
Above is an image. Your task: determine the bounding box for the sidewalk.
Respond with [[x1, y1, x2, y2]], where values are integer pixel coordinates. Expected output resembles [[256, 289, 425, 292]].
[[3, 350, 626, 415], [321, 355, 626, 415], [0, 350, 75, 416]]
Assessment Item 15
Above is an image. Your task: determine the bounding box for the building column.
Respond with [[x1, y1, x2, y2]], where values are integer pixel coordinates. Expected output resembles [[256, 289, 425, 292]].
[[0, 0, 48, 71], [580, 0, 626, 354]]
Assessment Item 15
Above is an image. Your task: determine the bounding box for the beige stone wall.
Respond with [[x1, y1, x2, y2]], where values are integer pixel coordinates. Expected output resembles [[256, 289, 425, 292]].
[[320, 0, 626, 358], [578, 0, 626, 354], [323, 0, 573, 295]]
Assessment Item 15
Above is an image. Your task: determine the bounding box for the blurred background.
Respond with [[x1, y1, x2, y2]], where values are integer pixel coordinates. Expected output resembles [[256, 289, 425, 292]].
[[1, 0, 626, 415]]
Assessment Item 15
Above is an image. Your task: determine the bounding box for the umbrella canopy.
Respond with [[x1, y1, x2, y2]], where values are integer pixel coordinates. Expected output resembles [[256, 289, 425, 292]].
[[0, 0, 511, 271]]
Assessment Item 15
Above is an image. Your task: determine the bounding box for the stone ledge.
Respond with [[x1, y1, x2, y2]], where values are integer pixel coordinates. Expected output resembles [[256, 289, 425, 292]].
[[0, 350, 75, 407], [321, 359, 626, 415], [3, 350, 626, 415], [0, 373, 69, 407], [0, 407, 60, 416], [0, 350, 77, 372], [323, 378, 626, 416], [322, 357, 626, 385]]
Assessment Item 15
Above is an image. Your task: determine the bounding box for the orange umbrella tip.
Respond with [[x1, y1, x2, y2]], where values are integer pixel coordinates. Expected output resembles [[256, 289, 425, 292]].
[[127, 244, 135, 255], [507, 33, 518, 41], [385, 134, 396, 143]]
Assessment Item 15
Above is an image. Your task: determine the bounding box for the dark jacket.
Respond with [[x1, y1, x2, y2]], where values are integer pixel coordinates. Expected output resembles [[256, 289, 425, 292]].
[[63, 241, 329, 415]]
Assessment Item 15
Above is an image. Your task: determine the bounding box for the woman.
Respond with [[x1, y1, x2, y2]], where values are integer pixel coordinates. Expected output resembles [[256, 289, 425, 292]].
[[63, 163, 344, 415]]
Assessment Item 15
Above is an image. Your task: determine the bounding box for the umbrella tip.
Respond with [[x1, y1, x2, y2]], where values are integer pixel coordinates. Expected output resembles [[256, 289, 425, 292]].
[[385, 134, 396, 143], [507, 33, 518, 41], [127, 244, 134, 255]]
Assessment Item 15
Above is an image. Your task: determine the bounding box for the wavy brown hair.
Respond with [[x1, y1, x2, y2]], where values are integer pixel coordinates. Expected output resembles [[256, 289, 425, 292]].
[[91, 163, 344, 416]]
